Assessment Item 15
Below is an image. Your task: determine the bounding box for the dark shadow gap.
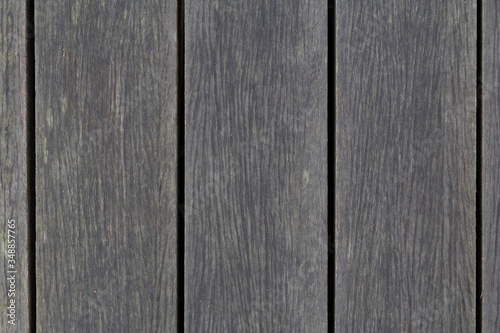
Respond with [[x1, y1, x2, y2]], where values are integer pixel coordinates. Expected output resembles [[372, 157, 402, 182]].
[[476, 1, 483, 332], [26, 0, 36, 331], [177, 0, 185, 331], [328, 1, 334, 332]]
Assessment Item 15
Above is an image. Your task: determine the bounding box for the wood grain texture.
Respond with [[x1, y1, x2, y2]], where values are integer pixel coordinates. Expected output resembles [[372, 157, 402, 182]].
[[335, 1, 477, 332], [185, 0, 327, 331], [35, 1, 178, 331], [0, 0, 29, 331], [483, 1, 500, 330]]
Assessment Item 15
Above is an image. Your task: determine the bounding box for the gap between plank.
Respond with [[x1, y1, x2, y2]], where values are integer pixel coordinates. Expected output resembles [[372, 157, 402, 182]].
[[177, 0, 185, 331], [476, 0, 483, 331], [26, 0, 36, 331]]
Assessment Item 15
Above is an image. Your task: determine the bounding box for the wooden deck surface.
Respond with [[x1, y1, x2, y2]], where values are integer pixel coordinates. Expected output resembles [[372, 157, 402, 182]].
[[483, 0, 500, 331], [0, 0, 498, 332], [335, 1, 477, 331], [35, 1, 178, 332], [0, 0, 29, 332], [185, 1, 327, 331], [0, 0, 29, 331]]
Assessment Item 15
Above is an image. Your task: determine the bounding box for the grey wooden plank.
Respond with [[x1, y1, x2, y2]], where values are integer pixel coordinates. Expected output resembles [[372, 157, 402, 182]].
[[0, 0, 29, 331], [335, 1, 477, 332], [35, 1, 178, 331], [483, 1, 500, 330], [185, 1, 327, 331]]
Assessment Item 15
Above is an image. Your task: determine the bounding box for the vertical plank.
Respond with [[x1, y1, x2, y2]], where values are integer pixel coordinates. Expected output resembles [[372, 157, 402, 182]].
[[483, 1, 500, 330], [185, 1, 327, 331], [0, 0, 29, 331], [35, 1, 178, 331], [335, 1, 477, 332]]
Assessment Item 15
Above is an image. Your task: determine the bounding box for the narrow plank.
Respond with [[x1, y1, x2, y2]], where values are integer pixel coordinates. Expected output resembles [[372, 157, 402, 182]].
[[335, 1, 477, 331], [185, 1, 327, 331], [483, 1, 500, 330], [0, 0, 29, 330], [35, 1, 178, 331]]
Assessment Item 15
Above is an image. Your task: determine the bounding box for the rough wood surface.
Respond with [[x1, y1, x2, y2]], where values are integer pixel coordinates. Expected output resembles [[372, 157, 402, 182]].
[[35, 1, 178, 331], [335, 1, 477, 331], [0, 0, 29, 331], [185, 0, 328, 331], [483, 1, 500, 330]]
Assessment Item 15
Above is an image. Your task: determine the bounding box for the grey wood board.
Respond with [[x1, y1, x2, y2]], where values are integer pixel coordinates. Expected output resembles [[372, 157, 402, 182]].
[[185, 0, 328, 331], [335, 1, 477, 331], [483, 0, 500, 330], [0, 0, 29, 331], [35, 1, 178, 331]]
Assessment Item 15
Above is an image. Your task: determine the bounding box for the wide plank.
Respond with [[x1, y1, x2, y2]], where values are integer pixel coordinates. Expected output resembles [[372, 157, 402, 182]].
[[0, 0, 29, 331], [35, 1, 178, 331], [185, 0, 328, 331], [335, 1, 477, 331], [483, 0, 500, 330]]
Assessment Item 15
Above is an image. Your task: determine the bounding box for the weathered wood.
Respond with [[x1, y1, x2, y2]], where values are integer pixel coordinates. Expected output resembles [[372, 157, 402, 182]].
[[35, 1, 178, 331], [335, 1, 477, 331], [0, 1, 29, 331], [185, 1, 327, 331], [483, 1, 500, 330]]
